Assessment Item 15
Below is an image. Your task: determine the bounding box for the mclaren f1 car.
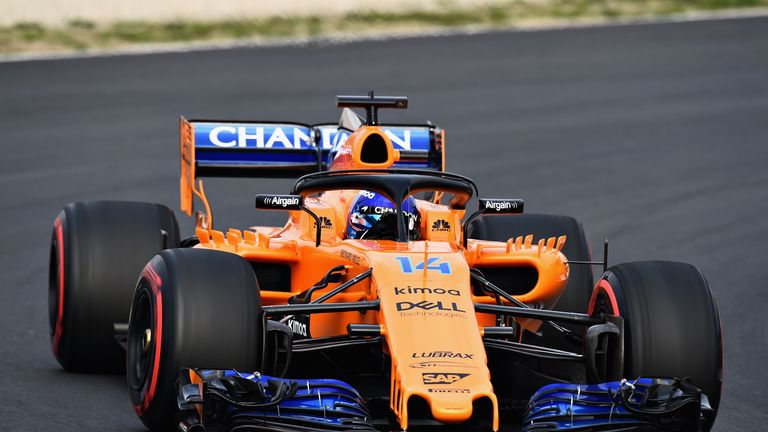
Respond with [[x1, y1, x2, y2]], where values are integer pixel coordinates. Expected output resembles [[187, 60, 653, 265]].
[[48, 93, 723, 431]]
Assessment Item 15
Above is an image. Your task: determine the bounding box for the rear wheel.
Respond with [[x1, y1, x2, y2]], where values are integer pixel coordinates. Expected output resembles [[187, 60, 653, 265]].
[[128, 248, 263, 431], [49, 201, 179, 372], [590, 261, 722, 429]]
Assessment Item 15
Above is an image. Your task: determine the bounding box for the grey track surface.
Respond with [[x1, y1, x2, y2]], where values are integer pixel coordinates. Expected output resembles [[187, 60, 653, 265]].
[[1, 16, 767, 431]]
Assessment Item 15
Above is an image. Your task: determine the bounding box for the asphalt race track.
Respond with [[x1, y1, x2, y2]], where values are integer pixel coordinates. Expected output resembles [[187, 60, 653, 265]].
[[1, 15, 766, 431]]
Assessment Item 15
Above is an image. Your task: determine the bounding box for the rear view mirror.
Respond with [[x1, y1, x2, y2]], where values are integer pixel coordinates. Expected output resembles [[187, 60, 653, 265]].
[[478, 198, 524, 214], [462, 198, 525, 248], [255, 194, 303, 211], [255, 194, 324, 246]]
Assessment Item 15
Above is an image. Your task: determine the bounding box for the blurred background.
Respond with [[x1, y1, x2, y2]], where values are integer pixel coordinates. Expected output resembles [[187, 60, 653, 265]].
[[4, 0, 497, 25], [2, 0, 768, 56], [1, 1, 766, 431]]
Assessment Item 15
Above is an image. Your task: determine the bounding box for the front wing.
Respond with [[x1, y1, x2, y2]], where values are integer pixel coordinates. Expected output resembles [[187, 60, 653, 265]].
[[177, 370, 712, 432]]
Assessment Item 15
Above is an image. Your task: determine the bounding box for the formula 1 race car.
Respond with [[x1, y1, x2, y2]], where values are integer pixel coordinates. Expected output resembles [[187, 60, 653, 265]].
[[48, 93, 722, 432]]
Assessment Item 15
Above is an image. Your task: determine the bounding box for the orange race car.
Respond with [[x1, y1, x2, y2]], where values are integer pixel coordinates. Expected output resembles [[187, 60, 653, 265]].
[[48, 93, 722, 432]]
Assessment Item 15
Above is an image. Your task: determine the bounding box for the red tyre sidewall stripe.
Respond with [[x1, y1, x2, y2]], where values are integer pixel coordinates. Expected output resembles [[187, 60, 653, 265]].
[[587, 279, 619, 316], [138, 263, 163, 415], [51, 217, 65, 356]]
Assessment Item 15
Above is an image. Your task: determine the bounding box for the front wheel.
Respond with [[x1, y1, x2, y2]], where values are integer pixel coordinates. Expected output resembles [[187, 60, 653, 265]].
[[128, 248, 263, 431], [590, 261, 723, 430]]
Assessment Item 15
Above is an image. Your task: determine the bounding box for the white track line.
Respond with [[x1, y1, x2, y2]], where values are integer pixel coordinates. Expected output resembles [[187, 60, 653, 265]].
[[2, 7, 767, 64]]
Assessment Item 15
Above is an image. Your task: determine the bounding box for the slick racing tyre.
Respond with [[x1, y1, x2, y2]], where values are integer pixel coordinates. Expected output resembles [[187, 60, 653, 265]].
[[49, 201, 179, 372], [590, 261, 723, 430], [128, 248, 263, 432], [467, 213, 594, 337]]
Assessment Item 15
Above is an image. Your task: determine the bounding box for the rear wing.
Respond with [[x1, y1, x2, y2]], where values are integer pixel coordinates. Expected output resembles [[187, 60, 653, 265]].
[[180, 117, 445, 216]]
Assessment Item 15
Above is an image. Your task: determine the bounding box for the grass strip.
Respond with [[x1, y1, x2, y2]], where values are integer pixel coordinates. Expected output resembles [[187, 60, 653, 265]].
[[1, 0, 767, 54]]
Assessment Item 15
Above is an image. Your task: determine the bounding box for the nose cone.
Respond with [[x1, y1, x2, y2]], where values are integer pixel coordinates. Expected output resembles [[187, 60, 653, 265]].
[[399, 390, 498, 430], [429, 397, 474, 423], [368, 248, 499, 430]]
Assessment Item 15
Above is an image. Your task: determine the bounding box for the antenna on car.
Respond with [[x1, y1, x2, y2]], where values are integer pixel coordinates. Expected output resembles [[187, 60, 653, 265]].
[[336, 90, 408, 126]]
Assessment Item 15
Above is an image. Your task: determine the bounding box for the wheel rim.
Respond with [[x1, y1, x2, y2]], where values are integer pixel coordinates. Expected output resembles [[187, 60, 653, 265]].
[[589, 283, 623, 383], [128, 287, 154, 393], [592, 292, 615, 316]]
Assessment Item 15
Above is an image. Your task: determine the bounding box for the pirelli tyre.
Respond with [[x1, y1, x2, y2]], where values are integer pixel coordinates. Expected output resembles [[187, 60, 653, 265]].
[[128, 248, 263, 432], [49, 201, 179, 372], [590, 261, 723, 430], [466, 213, 594, 322]]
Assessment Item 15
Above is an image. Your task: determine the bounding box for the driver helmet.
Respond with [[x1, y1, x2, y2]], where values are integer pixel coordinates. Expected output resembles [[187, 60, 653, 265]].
[[347, 191, 421, 240]]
